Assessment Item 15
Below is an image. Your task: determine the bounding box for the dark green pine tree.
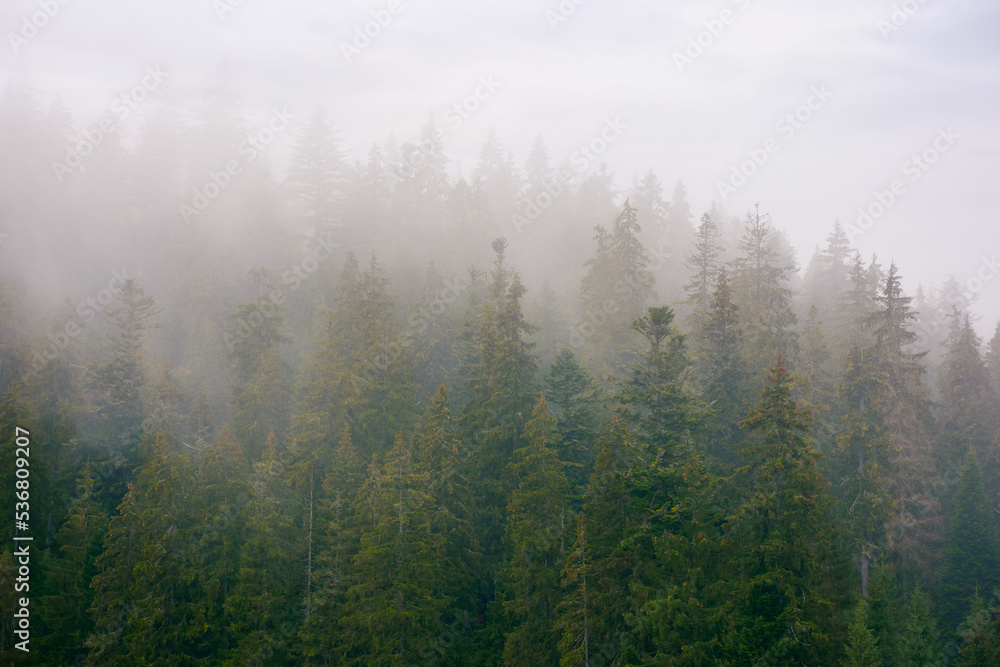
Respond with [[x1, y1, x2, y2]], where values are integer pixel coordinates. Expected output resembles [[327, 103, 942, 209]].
[[956, 588, 1000, 666], [86, 431, 188, 664], [412, 385, 482, 626], [843, 598, 882, 667], [617, 306, 700, 463], [500, 396, 571, 666], [865, 562, 903, 663], [341, 433, 447, 663], [543, 347, 602, 493], [460, 238, 538, 576], [698, 267, 751, 465], [556, 515, 592, 667], [226, 431, 298, 666], [578, 414, 646, 660], [36, 466, 105, 662], [300, 424, 364, 661], [939, 450, 1000, 630], [181, 426, 249, 660], [867, 262, 939, 578], [896, 587, 939, 665], [837, 346, 894, 599], [723, 356, 850, 665]]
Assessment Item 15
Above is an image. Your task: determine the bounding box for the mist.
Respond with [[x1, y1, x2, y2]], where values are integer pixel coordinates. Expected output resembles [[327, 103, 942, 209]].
[[2, 1, 1000, 664]]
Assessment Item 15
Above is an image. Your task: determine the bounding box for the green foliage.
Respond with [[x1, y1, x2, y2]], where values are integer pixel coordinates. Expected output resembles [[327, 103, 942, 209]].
[[722, 356, 850, 665], [940, 450, 1000, 629], [500, 396, 571, 666], [896, 587, 939, 665], [843, 598, 882, 666]]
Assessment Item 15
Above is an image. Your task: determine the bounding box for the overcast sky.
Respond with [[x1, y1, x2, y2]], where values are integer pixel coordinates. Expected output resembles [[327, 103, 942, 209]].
[[4, 0, 999, 332]]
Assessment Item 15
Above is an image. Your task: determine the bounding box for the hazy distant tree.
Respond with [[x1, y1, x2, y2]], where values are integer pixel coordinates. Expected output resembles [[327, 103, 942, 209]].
[[474, 128, 522, 228], [683, 211, 723, 341], [730, 204, 798, 379], [286, 106, 347, 229], [986, 321, 1000, 394], [92, 278, 160, 468]]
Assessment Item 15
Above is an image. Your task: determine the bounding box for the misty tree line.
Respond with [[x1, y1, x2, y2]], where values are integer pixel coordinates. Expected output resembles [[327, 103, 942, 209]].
[[1, 80, 1000, 665]]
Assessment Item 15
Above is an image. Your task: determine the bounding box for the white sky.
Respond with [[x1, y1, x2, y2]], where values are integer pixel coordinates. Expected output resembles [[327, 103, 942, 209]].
[[3, 0, 999, 334]]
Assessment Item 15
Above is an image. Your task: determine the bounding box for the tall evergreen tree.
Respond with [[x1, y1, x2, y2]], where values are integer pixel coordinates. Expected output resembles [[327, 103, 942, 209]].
[[729, 204, 798, 379], [837, 346, 894, 598], [938, 314, 1000, 500], [543, 348, 602, 492], [683, 211, 723, 342], [939, 450, 1000, 630], [500, 396, 571, 666], [723, 356, 850, 664], [341, 433, 447, 662]]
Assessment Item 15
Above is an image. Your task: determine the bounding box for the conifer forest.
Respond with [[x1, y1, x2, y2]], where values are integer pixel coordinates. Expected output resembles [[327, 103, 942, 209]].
[[1, 2, 999, 665]]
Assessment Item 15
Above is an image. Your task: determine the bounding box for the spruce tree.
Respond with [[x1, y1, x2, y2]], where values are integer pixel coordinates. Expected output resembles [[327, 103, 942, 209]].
[[341, 433, 447, 662], [723, 356, 850, 664], [940, 450, 1000, 630], [844, 598, 882, 667], [896, 587, 939, 665], [837, 346, 894, 598], [683, 211, 722, 342], [500, 396, 571, 666], [543, 348, 602, 492], [698, 267, 750, 465]]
